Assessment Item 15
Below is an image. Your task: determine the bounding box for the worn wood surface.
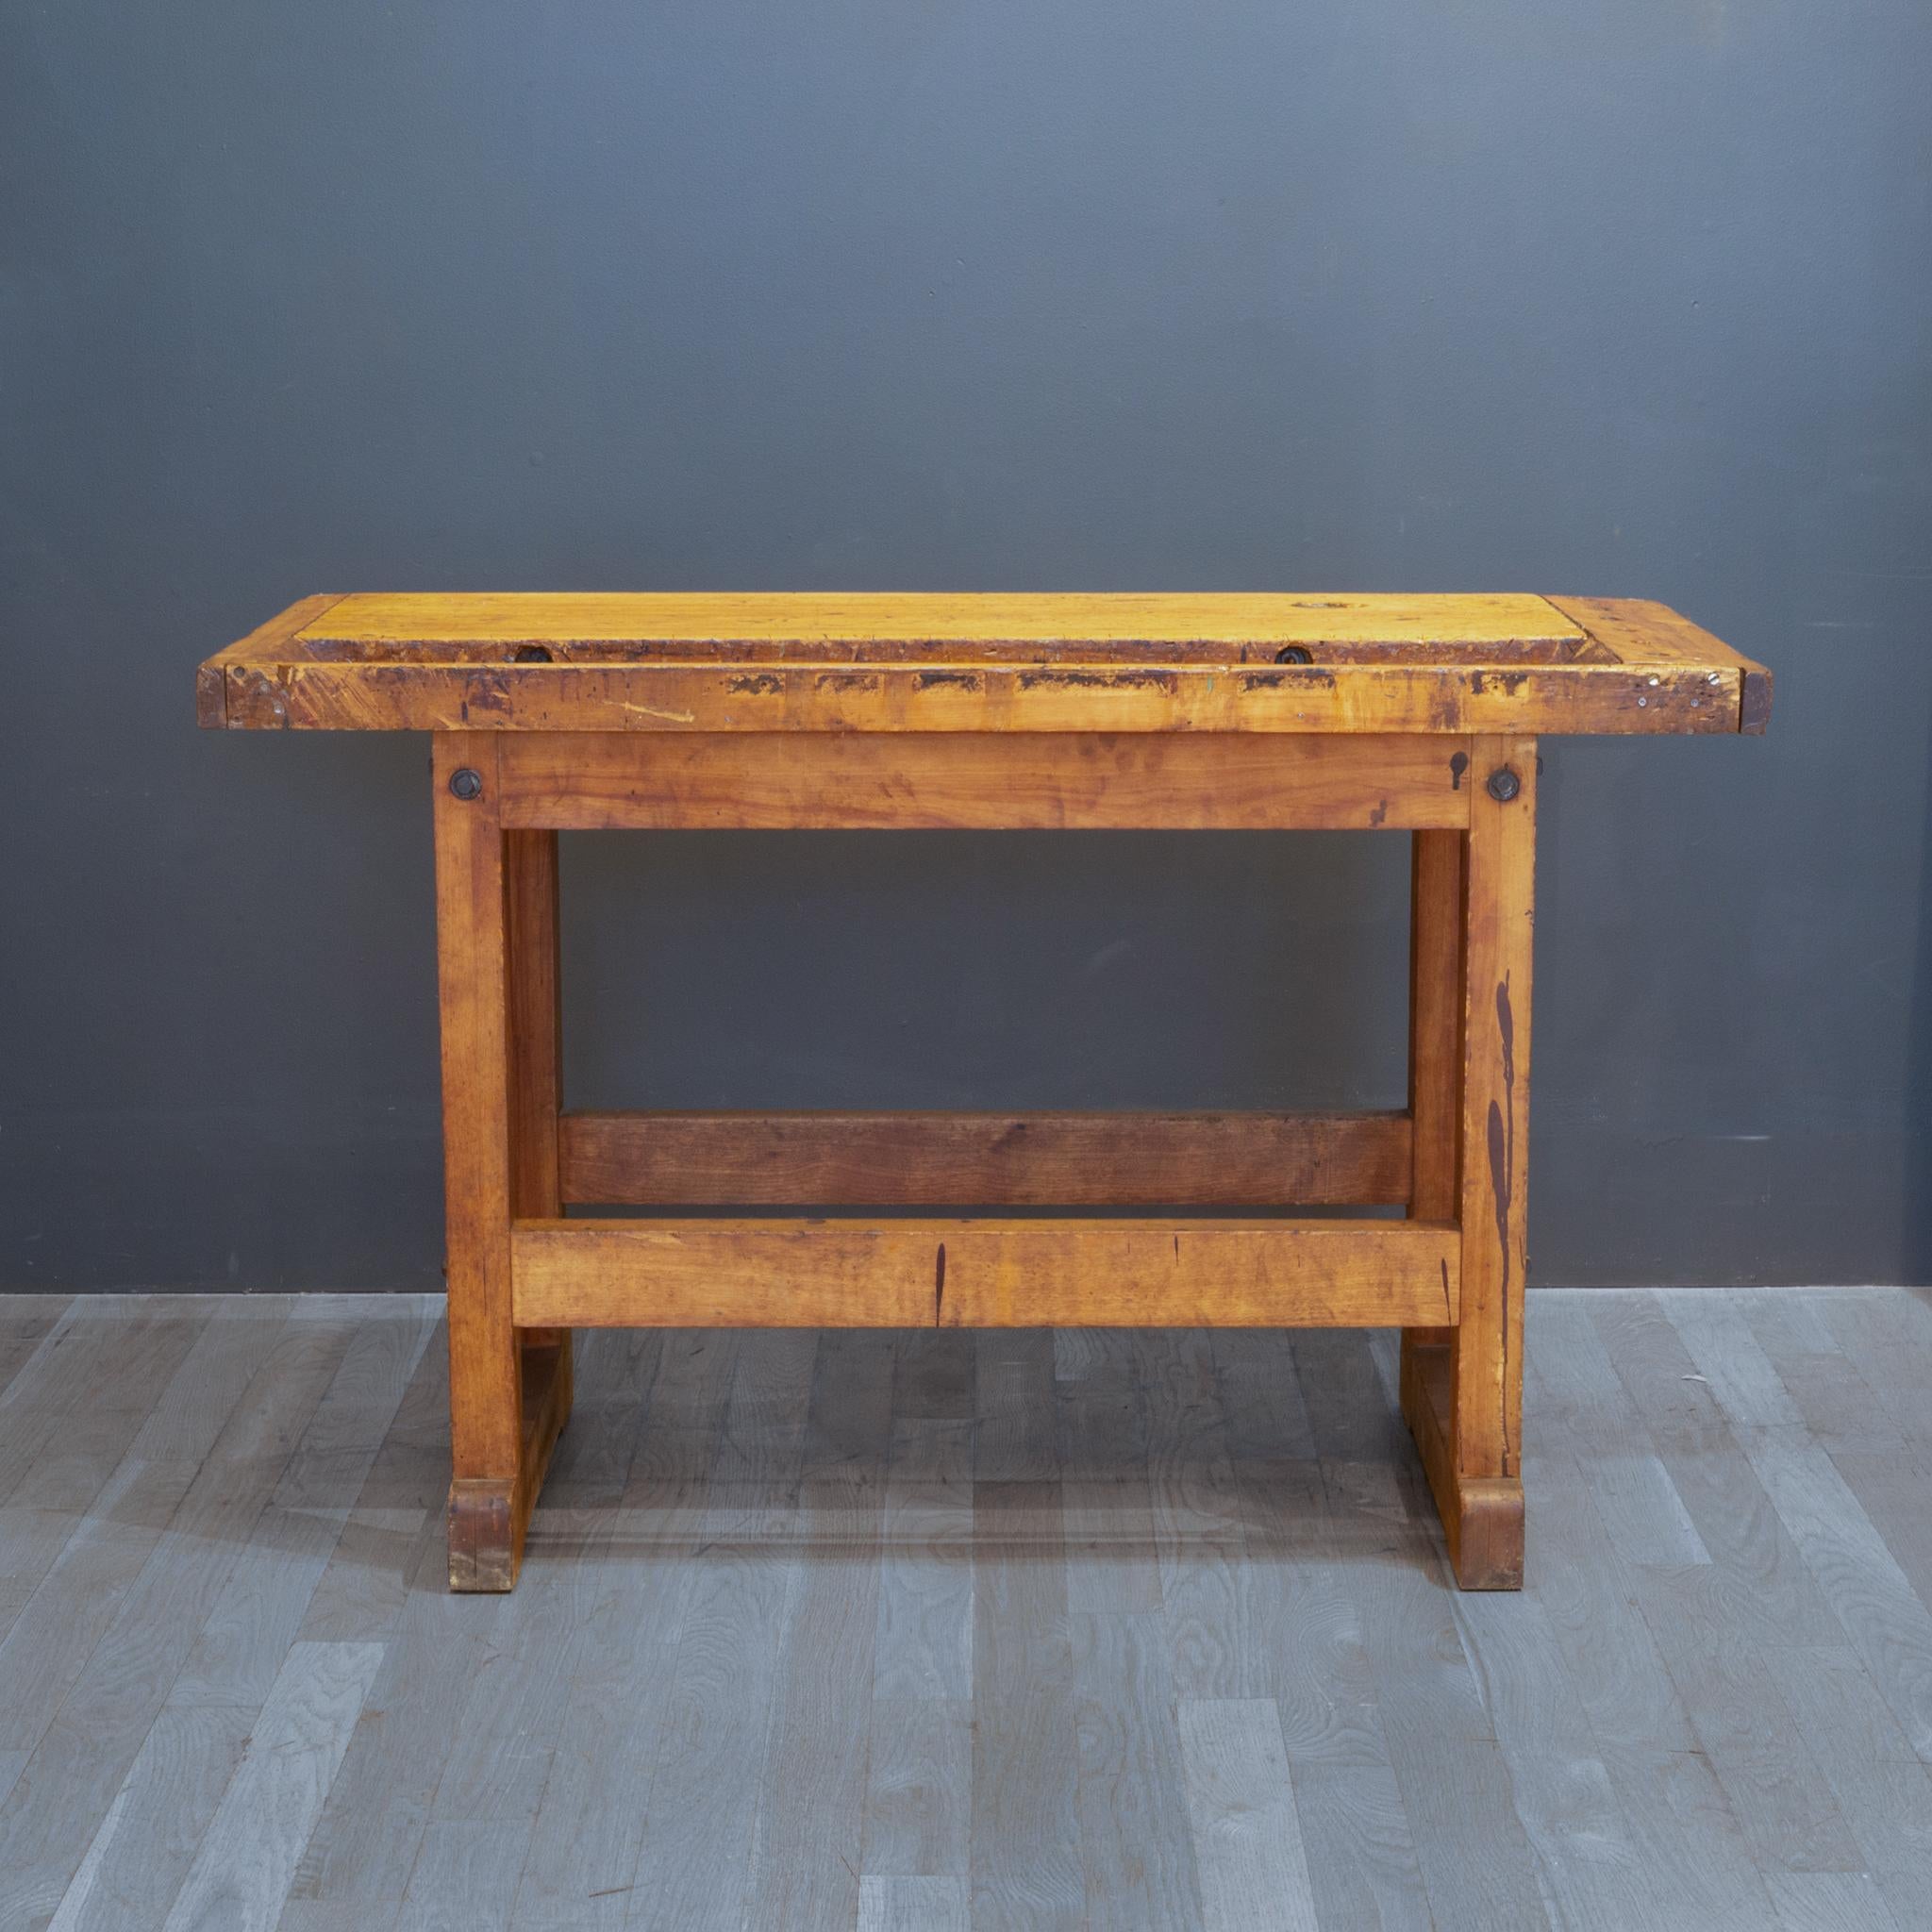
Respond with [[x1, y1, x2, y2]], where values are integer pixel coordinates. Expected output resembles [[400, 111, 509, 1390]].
[[445, 1337, 572, 1594], [1402, 1342, 1525, 1595], [205, 592, 1771, 1605], [1455, 737, 1536, 1487], [299, 590, 1588, 654], [558, 1109, 1414, 1209], [208, 599, 1772, 1603], [193, 593, 345, 728], [212, 658, 1745, 737], [5, 1289, 1927, 1930], [496, 729, 1474, 830], [505, 831, 562, 1218], [433, 736, 571, 1591], [1400, 825, 1465, 1372], [505, 824, 568, 1363], [1406, 828, 1464, 1230], [433, 734, 519, 1483], [1545, 594, 1774, 734], [509, 1219, 1459, 1332], [1400, 737, 1536, 1589], [200, 591, 1768, 734]]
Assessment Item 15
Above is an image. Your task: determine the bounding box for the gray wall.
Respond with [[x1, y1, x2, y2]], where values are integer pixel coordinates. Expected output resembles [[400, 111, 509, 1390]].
[[5, 1, 1928, 1291]]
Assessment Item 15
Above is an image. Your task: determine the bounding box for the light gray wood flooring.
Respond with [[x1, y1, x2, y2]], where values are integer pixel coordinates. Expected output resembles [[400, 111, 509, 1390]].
[[0, 1289, 1928, 1929]]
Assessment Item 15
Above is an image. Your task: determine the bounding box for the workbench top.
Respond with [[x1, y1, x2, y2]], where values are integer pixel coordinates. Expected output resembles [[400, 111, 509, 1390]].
[[198, 591, 1769, 735]]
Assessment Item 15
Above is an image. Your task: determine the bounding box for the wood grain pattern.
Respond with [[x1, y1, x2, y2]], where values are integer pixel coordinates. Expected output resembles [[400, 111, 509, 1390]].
[[497, 730, 1472, 830], [1546, 595, 1774, 734], [416, 1502, 610, 1923], [558, 1108, 1414, 1209], [433, 734, 522, 1558], [0, 1300, 197, 1512], [214, 653, 1743, 736], [1599, 1740, 1784, 1932], [159, 1641, 384, 1932], [45, 1705, 256, 1932], [1406, 828, 1465, 1228], [167, 1341, 396, 1707], [1519, 1446, 1700, 1759], [0, 1297, 71, 1412], [205, 590, 1770, 1602], [0, 1457, 203, 1757], [1767, 1871, 1904, 1932], [206, 591, 1774, 1603], [871, 1419, 974, 1705], [1178, 1699, 1316, 1932], [742, 1338, 893, 1930], [1287, 1766, 1434, 1932], [194, 593, 345, 727], [626, 1336, 815, 1932], [510, 1334, 739, 1927], [1234, 1454, 1383, 1766], [1331, 1469, 1549, 1926], [1444, 1560, 1657, 1927], [1714, 1424, 1932, 1762], [1403, 732, 1535, 1590], [201, 592, 1763, 735], [1591, 1293, 1844, 1650], [0, 1314, 363, 1927], [1635, 1563, 1863, 1875], [7, 1290, 1932, 1927], [858, 1875, 971, 1932], [434, 735, 575, 1591], [505, 826, 560, 1224], [1406, 1349, 1525, 1596], [509, 1218, 1459, 1331], [1070, 1611, 1205, 1926], [1768, 1641, 1932, 1930], [863, 1694, 973, 1877], [505, 824, 570, 1364], [1400, 825, 1465, 1381], [285, 1521, 501, 1914], [1058, 1329, 1161, 1616], [1455, 735, 1536, 1487], [974, 1330, 1058, 1486], [0, 1315, 211, 1655], [300, 590, 1584, 651], [1814, 1288, 1932, 1458], [1134, 1331, 1248, 1703], [446, 1337, 572, 1594], [971, 1476, 1083, 1931]]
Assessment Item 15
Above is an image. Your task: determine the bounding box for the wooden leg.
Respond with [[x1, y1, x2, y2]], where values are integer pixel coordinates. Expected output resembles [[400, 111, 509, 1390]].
[[1401, 737, 1534, 1589], [507, 825, 571, 1370], [1400, 824, 1465, 1375], [435, 736, 570, 1591]]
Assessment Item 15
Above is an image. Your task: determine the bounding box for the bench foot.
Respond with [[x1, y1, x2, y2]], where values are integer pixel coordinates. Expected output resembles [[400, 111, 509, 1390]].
[[447, 1334, 574, 1592], [1399, 1339, 1524, 1590]]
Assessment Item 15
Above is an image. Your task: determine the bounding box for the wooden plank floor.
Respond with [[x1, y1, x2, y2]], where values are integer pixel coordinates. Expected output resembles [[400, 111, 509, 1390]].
[[0, 1289, 1928, 1930]]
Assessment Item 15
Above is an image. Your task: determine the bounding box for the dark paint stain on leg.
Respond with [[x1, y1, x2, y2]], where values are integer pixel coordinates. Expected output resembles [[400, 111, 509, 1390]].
[[934, 1241, 946, 1326], [1489, 973, 1517, 1458]]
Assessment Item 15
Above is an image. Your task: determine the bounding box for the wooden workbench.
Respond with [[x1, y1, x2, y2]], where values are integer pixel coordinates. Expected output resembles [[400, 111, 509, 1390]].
[[199, 592, 1769, 1591]]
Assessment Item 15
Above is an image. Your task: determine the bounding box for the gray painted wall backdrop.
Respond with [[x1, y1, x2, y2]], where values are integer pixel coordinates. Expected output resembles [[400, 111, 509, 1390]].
[[4, 2, 1928, 1290]]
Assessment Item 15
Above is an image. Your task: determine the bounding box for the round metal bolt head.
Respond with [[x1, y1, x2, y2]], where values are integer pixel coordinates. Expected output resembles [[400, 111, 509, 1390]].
[[1486, 765, 1521, 803], [449, 766, 484, 801], [1274, 645, 1312, 665]]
